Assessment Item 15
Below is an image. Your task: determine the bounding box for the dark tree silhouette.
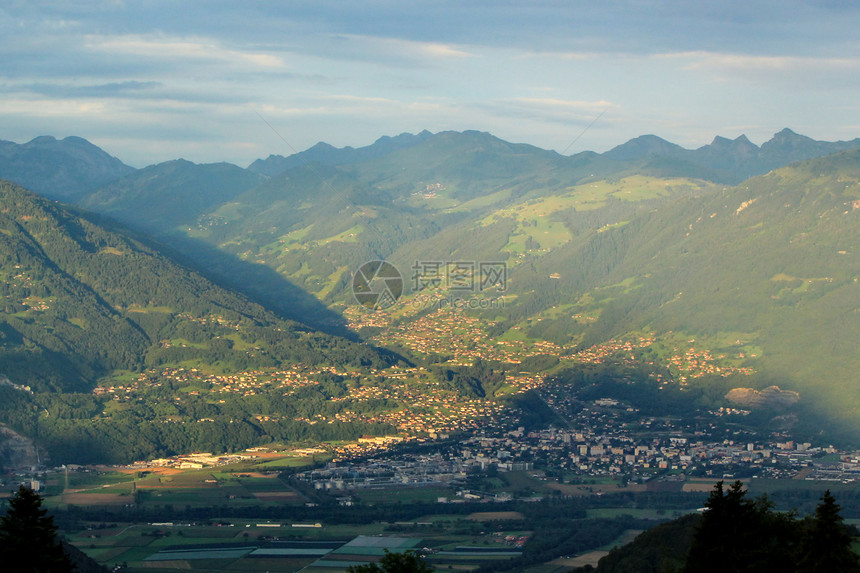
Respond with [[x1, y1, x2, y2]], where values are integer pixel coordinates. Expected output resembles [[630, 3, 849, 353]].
[[795, 489, 860, 573], [684, 480, 798, 573], [0, 485, 73, 572], [347, 549, 434, 572], [582, 483, 858, 573], [685, 480, 753, 573]]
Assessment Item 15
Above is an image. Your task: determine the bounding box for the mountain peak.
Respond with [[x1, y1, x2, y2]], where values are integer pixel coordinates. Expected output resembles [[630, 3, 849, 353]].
[[62, 135, 94, 145], [248, 131, 434, 176], [153, 158, 196, 169], [707, 134, 758, 151], [763, 128, 815, 148], [29, 135, 58, 145], [775, 127, 801, 138], [0, 135, 134, 201], [373, 131, 433, 146], [603, 134, 685, 162], [308, 141, 339, 151]]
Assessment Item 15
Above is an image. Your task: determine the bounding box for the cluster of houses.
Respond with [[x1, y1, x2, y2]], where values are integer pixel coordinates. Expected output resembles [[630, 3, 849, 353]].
[[93, 365, 352, 402], [288, 372, 860, 494], [311, 374, 511, 435], [666, 346, 755, 384], [368, 307, 752, 387], [174, 312, 242, 329], [75, 303, 852, 494], [90, 302, 778, 465], [371, 308, 568, 363], [292, 403, 858, 496], [71, 373, 859, 497], [454, 423, 845, 482], [128, 451, 260, 470], [476, 385, 859, 483]]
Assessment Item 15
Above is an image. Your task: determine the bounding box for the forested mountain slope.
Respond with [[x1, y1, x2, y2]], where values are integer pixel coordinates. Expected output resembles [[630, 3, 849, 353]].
[[64, 132, 860, 436], [3, 129, 860, 456], [0, 180, 386, 391], [0, 180, 395, 462], [78, 159, 266, 234], [496, 150, 860, 433], [0, 136, 134, 201]]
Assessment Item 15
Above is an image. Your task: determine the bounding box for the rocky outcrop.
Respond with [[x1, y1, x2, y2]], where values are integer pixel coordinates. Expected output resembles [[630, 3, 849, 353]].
[[0, 424, 40, 470], [725, 385, 800, 409]]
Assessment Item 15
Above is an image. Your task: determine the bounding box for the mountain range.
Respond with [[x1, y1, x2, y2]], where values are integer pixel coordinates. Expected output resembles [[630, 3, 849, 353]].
[[0, 135, 134, 201], [1, 127, 859, 462], [4, 127, 857, 203], [604, 128, 860, 182], [247, 129, 435, 176]]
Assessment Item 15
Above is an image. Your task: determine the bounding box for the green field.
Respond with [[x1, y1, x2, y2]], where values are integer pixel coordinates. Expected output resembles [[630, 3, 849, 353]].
[[48, 465, 860, 573], [354, 487, 454, 504]]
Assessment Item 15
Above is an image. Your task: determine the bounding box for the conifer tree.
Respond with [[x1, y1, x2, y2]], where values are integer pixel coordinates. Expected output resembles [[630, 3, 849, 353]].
[[684, 481, 798, 573], [684, 480, 752, 573], [347, 549, 434, 572], [0, 485, 73, 573], [795, 490, 860, 573]]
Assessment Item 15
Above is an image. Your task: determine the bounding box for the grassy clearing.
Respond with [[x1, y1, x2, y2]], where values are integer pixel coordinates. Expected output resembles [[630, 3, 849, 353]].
[[255, 454, 330, 469], [468, 511, 526, 521], [44, 462, 325, 511], [355, 487, 454, 504], [503, 218, 571, 254], [448, 188, 513, 212], [487, 176, 712, 226], [586, 508, 688, 519], [747, 478, 860, 494], [316, 224, 364, 246], [125, 305, 174, 314]]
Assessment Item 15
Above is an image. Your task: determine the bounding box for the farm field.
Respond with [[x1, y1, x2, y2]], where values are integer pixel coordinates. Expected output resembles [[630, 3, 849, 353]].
[[42, 456, 313, 512], [68, 520, 534, 572], [22, 449, 860, 572]]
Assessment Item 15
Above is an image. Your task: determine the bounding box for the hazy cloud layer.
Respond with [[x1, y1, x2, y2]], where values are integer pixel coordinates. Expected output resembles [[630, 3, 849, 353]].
[[2, 1, 858, 166]]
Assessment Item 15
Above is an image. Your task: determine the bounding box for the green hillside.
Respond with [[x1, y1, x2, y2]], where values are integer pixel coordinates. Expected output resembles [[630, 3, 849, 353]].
[[497, 150, 860, 434], [0, 135, 134, 201], [71, 129, 859, 315], [149, 131, 705, 310], [0, 180, 397, 463], [78, 159, 266, 234], [46, 130, 860, 444], [204, 141, 860, 437], [0, 180, 390, 385]]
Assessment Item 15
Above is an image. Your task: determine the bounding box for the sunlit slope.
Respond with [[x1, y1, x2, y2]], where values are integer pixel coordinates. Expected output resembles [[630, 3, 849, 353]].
[[78, 159, 265, 234], [505, 150, 860, 424], [182, 132, 711, 305], [0, 180, 386, 392]]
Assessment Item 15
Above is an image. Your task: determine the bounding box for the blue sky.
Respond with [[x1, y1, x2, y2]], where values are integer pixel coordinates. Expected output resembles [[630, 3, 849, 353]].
[[2, 1, 859, 167]]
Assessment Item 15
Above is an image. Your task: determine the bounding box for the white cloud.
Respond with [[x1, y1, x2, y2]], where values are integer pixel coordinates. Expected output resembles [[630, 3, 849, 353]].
[[661, 51, 860, 72], [322, 94, 400, 104], [0, 97, 108, 118], [511, 98, 619, 112], [322, 33, 475, 66], [653, 51, 860, 89], [1, 2, 859, 165], [82, 33, 289, 69]]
